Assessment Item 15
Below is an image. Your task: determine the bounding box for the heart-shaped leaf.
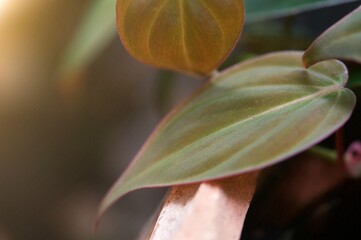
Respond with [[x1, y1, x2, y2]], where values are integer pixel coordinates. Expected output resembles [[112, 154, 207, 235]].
[[98, 51, 355, 219], [303, 5, 361, 67], [245, 0, 359, 22], [116, 0, 245, 76]]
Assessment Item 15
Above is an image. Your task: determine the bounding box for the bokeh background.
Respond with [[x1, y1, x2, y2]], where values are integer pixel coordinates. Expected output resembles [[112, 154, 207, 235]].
[[0, 1, 360, 239]]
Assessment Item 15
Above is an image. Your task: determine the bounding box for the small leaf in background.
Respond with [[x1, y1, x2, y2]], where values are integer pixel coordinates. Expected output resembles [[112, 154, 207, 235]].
[[116, 0, 245, 76], [97, 51, 355, 220], [245, 0, 358, 22], [303, 5, 361, 67], [59, 0, 117, 75]]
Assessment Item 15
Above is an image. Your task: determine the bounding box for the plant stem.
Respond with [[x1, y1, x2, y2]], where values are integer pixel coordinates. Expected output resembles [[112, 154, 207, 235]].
[[308, 146, 337, 162]]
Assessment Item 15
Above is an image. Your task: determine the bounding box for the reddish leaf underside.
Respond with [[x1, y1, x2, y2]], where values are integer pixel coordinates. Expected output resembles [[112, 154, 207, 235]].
[[116, 0, 245, 76]]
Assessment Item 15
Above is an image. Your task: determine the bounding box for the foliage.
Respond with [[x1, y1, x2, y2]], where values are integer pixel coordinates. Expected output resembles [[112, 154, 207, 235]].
[[116, 0, 245, 76], [99, 52, 355, 216], [97, 0, 360, 229], [245, 0, 359, 21], [303, 5, 361, 67]]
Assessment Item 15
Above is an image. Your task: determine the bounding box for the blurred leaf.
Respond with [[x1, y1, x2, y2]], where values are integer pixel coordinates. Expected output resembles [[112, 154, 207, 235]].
[[59, 0, 117, 75], [308, 146, 337, 162], [245, 0, 359, 22], [116, 0, 245, 76], [303, 5, 361, 67], [98, 51, 355, 219]]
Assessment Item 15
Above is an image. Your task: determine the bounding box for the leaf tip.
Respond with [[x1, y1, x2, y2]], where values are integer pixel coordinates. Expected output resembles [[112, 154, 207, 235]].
[[93, 198, 108, 234], [302, 54, 311, 68], [92, 217, 101, 236], [302, 48, 319, 68], [94, 181, 126, 233]]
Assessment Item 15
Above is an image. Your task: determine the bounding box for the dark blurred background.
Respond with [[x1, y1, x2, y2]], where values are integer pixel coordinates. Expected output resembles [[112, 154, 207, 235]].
[[0, 1, 360, 239], [0, 1, 200, 239]]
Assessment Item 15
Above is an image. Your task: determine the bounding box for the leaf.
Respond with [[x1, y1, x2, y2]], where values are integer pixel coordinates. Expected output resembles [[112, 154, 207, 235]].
[[245, 0, 359, 22], [303, 5, 361, 67], [59, 0, 117, 75], [97, 51, 355, 220], [116, 0, 245, 76]]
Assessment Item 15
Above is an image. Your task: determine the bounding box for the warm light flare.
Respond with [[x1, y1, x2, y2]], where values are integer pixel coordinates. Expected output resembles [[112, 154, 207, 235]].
[[0, 0, 14, 21], [0, 0, 9, 15]]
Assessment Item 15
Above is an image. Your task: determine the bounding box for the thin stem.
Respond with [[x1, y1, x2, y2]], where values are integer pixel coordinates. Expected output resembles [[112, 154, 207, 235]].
[[308, 145, 337, 162]]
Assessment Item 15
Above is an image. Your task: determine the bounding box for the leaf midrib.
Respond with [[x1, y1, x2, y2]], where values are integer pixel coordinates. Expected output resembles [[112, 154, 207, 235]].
[[131, 82, 344, 180], [124, 86, 343, 191], [166, 66, 339, 130]]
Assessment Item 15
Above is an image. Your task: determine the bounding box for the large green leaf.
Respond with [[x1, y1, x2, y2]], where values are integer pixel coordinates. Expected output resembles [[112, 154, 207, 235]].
[[303, 5, 361, 67], [98, 51, 355, 219], [59, 0, 117, 75], [245, 0, 359, 22], [116, 0, 245, 76]]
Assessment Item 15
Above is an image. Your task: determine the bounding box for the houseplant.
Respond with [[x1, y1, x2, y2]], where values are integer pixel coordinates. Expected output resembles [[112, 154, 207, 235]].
[[96, 0, 361, 238]]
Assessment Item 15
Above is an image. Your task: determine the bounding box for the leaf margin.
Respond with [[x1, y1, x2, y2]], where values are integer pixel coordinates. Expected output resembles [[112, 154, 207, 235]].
[[96, 51, 356, 226]]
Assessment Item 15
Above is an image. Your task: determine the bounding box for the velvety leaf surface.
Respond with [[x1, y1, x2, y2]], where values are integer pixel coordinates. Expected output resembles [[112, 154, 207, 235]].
[[245, 0, 358, 22], [98, 51, 355, 218], [116, 0, 245, 76], [59, 0, 116, 75], [303, 5, 361, 67]]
